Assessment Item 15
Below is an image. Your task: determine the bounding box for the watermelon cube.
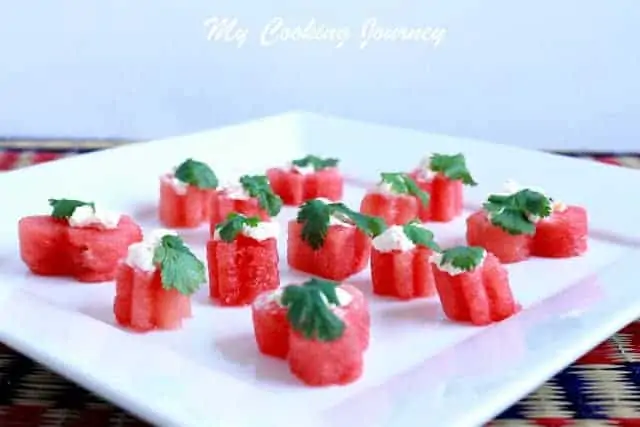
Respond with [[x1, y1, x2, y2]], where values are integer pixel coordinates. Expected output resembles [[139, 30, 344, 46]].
[[207, 219, 280, 306], [114, 263, 191, 331], [287, 221, 371, 281], [267, 166, 343, 206], [410, 171, 464, 222], [532, 205, 588, 258], [252, 289, 289, 358], [18, 214, 142, 282], [371, 244, 436, 300], [466, 210, 532, 264], [431, 248, 519, 326], [159, 174, 215, 228], [341, 284, 371, 350], [210, 189, 269, 232], [360, 192, 420, 226]]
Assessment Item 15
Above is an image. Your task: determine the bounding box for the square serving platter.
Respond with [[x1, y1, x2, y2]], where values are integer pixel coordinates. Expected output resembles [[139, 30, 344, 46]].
[[1, 112, 640, 427]]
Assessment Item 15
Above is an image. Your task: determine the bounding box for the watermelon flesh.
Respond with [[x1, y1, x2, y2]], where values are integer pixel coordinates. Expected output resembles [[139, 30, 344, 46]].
[[532, 206, 588, 258], [341, 284, 370, 350], [410, 171, 464, 222], [251, 290, 289, 358], [18, 215, 142, 282], [359, 192, 420, 226], [433, 252, 518, 326], [158, 175, 215, 228], [466, 210, 532, 264], [114, 264, 191, 331], [267, 167, 343, 206], [287, 221, 371, 281], [287, 308, 364, 386], [210, 191, 270, 233], [371, 246, 436, 299], [207, 234, 280, 306]]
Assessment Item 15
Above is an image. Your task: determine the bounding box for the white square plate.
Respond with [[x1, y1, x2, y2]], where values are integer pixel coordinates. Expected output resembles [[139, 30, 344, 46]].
[[1, 112, 640, 427]]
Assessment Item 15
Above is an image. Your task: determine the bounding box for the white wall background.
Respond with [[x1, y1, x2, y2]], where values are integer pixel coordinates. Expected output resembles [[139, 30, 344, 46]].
[[0, 0, 639, 151]]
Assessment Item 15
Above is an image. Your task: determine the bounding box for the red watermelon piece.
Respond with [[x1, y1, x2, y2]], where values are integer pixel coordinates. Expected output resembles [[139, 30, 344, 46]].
[[359, 192, 420, 226], [287, 221, 371, 281], [210, 191, 269, 233], [341, 284, 370, 350], [251, 290, 289, 358], [267, 167, 343, 206], [410, 171, 464, 222], [158, 174, 215, 228], [466, 210, 532, 264], [114, 263, 191, 332], [18, 215, 142, 282], [532, 206, 588, 258], [371, 246, 436, 300], [207, 234, 280, 306], [432, 252, 518, 326]]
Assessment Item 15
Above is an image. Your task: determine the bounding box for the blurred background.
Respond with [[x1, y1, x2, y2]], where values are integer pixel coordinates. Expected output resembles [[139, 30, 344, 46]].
[[0, 0, 638, 151]]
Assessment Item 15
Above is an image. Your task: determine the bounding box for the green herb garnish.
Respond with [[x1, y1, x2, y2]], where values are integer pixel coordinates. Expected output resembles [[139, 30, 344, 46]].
[[239, 175, 282, 216], [152, 235, 206, 295], [296, 199, 387, 250], [216, 213, 261, 242], [483, 189, 552, 235], [428, 153, 477, 186], [281, 278, 346, 341], [402, 221, 441, 251], [48, 198, 95, 219], [291, 155, 339, 171], [438, 246, 486, 272], [379, 172, 429, 207], [174, 158, 218, 189]]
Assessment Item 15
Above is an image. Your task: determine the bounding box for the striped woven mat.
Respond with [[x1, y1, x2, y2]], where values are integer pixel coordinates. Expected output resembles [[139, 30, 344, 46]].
[[1, 141, 639, 427]]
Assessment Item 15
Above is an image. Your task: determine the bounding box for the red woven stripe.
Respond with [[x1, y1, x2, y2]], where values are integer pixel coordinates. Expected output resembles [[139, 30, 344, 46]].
[[0, 405, 46, 426], [595, 156, 623, 166], [574, 340, 619, 364], [31, 151, 63, 165], [0, 151, 20, 171], [532, 419, 576, 427], [610, 419, 640, 427]]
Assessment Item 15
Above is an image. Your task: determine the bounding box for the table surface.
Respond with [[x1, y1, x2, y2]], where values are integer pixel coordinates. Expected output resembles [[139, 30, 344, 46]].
[[1, 141, 640, 427]]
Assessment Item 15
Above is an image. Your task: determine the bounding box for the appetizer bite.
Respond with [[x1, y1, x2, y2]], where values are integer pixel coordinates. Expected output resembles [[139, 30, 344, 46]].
[[210, 175, 282, 232], [252, 278, 369, 385], [370, 222, 440, 300], [287, 198, 385, 280], [267, 155, 343, 205], [360, 173, 428, 225], [18, 198, 142, 282], [409, 153, 477, 222], [431, 246, 519, 326], [114, 229, 205, 332], [466, 181, 587, 263], [208, 213, 280, 306], [159, 158, 218, 228]]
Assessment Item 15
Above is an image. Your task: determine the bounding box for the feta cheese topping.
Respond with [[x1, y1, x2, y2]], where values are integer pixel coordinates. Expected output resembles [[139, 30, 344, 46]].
[[259, 285, 353, 308], [313, 198, 354, 227], [224, 184, 251, 200], [491, 179, 568, 217], [163, 174, 189, 195], [290, 163, 316, 175], [417, 155, 437, 180], [213, 220, 280, 241], [68, 205, 121, 229], [372, 225, 415, 252], [430, 250, 487, 275], [125, 229, 177, 272]]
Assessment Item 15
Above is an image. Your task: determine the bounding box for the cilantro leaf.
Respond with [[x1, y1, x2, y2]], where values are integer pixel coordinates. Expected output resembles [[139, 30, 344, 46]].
[[296, 199, 332, 249], [239, 175, 283, 216], [280, 278, 346, 341], [429, 153, 477, 186], [291, 155, 339, 171], [380, 172, 429, 207], [216, 213, 260, 242], [483, 189, 552, 235], [439, 246, 486, 272], [331, 203, 387, 237], [153, 235, 205, 295], [402, 222, 441, 251], [48, 198, 95, 219], [174, 158, 218, 189]]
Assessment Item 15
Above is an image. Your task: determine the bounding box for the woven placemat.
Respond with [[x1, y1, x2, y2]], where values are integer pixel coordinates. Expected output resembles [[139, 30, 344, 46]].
[[1, 143, 639, 427]]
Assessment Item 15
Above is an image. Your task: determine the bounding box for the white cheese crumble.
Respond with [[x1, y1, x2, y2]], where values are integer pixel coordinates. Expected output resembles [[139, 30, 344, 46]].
[[313, 198, 354, 228], [371, 181, 397, 195], [213, 220, 280, 241], [68, 205, 121, 229], [125, 229, 177, 272], [258, 285, 353, 308], [289, 163, 316, 175], [430, 250, 486, 276], [417, 155, 437, 180], [372, 225, 415, 252], [224, 184, 251, 200], [162, 174, 189, 195]]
